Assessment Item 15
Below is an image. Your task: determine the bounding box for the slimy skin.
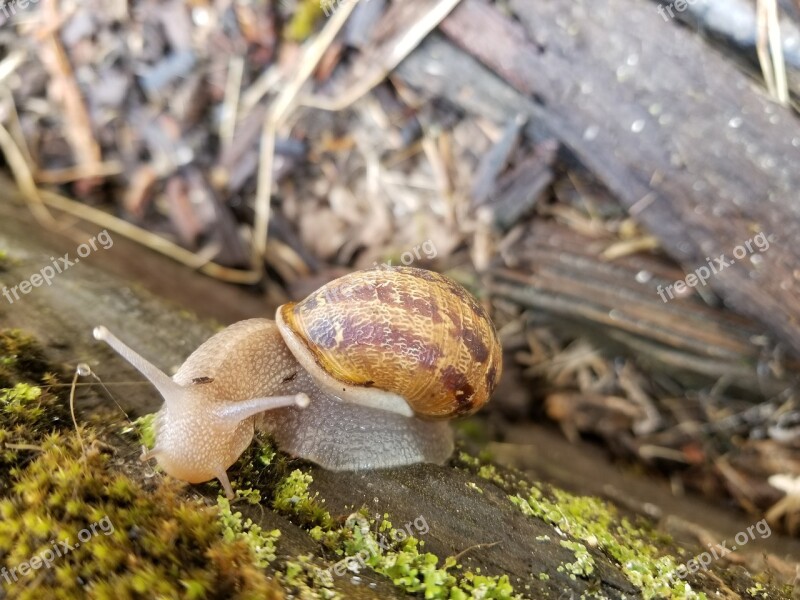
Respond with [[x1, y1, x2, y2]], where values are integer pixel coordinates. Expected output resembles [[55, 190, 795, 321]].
[[94, 322, 309, 498], [93, 267, 501, 498]]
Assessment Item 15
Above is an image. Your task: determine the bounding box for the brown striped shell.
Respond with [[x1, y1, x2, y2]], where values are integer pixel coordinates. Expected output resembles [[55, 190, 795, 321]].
[[276, 266, 502, 419]]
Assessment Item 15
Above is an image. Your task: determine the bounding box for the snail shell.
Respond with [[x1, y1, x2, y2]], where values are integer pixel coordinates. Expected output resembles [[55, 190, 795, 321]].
[[276, 266, 502, 419]]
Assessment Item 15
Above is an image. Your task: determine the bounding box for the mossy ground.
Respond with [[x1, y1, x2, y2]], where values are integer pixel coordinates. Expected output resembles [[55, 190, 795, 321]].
[[0, 328, 789, 600], [268, 468, 519, 599], [0, 330, 282, 599], [453, 454, 791, 600], [0, 329, 69, 491]]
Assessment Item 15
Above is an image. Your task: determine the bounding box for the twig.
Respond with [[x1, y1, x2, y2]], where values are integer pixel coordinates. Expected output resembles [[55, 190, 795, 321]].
[[252, 0, 360, 267], [3, 443, 43, 452], [41, 188, 260, 283], [0, 122, 56, 226], [239, 64, 281, 119], [0, 85, 35, 168], [451, 540, 501, 562], [220, 56, 245, 155], [601, 236, 661, 260], [299, 0, 464, 112], [39, 0, 103, 173], [0, 49, 26, 84], [36, 161, 125, 184], [765, 0, 788, 104], [0, 179, 262, 283], [69, 366, 87, 458], [756, 0, 789, 105]]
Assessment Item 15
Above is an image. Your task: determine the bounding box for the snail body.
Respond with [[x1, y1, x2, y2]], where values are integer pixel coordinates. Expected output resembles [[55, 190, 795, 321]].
[[94, 267, 502, 498]]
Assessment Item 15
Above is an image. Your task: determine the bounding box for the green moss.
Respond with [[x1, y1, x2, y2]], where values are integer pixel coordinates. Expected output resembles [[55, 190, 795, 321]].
[[507, 487, 704, 599], [272, 469, 334, 530], [0, 332, 69, 487], [127, 412, 157, 450], [0, 433, 284, 599], [217, 492, 281, 568], [280, 554, 340, 600], [450, 572, 518, 599], [0, 329, 55, 391], [747, 583, 768, 598], [458, 451, 481, 469], [456, 452, 723, 599], [270, 470, 524, 599], [216, 433, 288, 500], [477, 464, 511, 488], [466, 481, 484, 494], [1, 382, 43, 415], [557, 540, 595, 579], [258, 440, 276, 468], [332, 514, 520, 599], [285, 0, 324, 41], [0, 329, 283, 598], [457, 452, 518, 490], [1, 329, 779, 599]]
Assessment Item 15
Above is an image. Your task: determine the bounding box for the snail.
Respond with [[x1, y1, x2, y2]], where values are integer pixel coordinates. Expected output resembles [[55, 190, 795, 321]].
[[93, 266, 502, 498]]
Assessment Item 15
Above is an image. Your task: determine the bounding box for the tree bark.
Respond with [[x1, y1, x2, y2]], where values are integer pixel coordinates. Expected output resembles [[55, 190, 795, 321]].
[[393, 0, 800, 357]]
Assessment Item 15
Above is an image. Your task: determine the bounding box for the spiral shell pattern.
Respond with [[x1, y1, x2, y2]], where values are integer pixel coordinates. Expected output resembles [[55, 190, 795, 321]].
[[277, 266, 502, 419]]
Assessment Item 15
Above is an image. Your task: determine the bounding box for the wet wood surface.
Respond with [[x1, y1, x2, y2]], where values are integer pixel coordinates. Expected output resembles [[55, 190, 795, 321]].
[[1, 0, 798, 593], [0, 199, 783, 598], [490, 222, 799, 397], [392, 0, 800, 357]]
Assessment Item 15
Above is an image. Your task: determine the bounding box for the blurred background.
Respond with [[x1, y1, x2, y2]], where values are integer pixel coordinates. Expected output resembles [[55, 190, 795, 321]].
[[0, 0, 799, 592]]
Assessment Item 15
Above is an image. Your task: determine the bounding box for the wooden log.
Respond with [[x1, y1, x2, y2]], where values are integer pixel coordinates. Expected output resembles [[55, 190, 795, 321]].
[[489, 222, 799, 397], [0, 202, 784, 598], [393, 0, 800, 357], [643, 0, 800, 98]]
